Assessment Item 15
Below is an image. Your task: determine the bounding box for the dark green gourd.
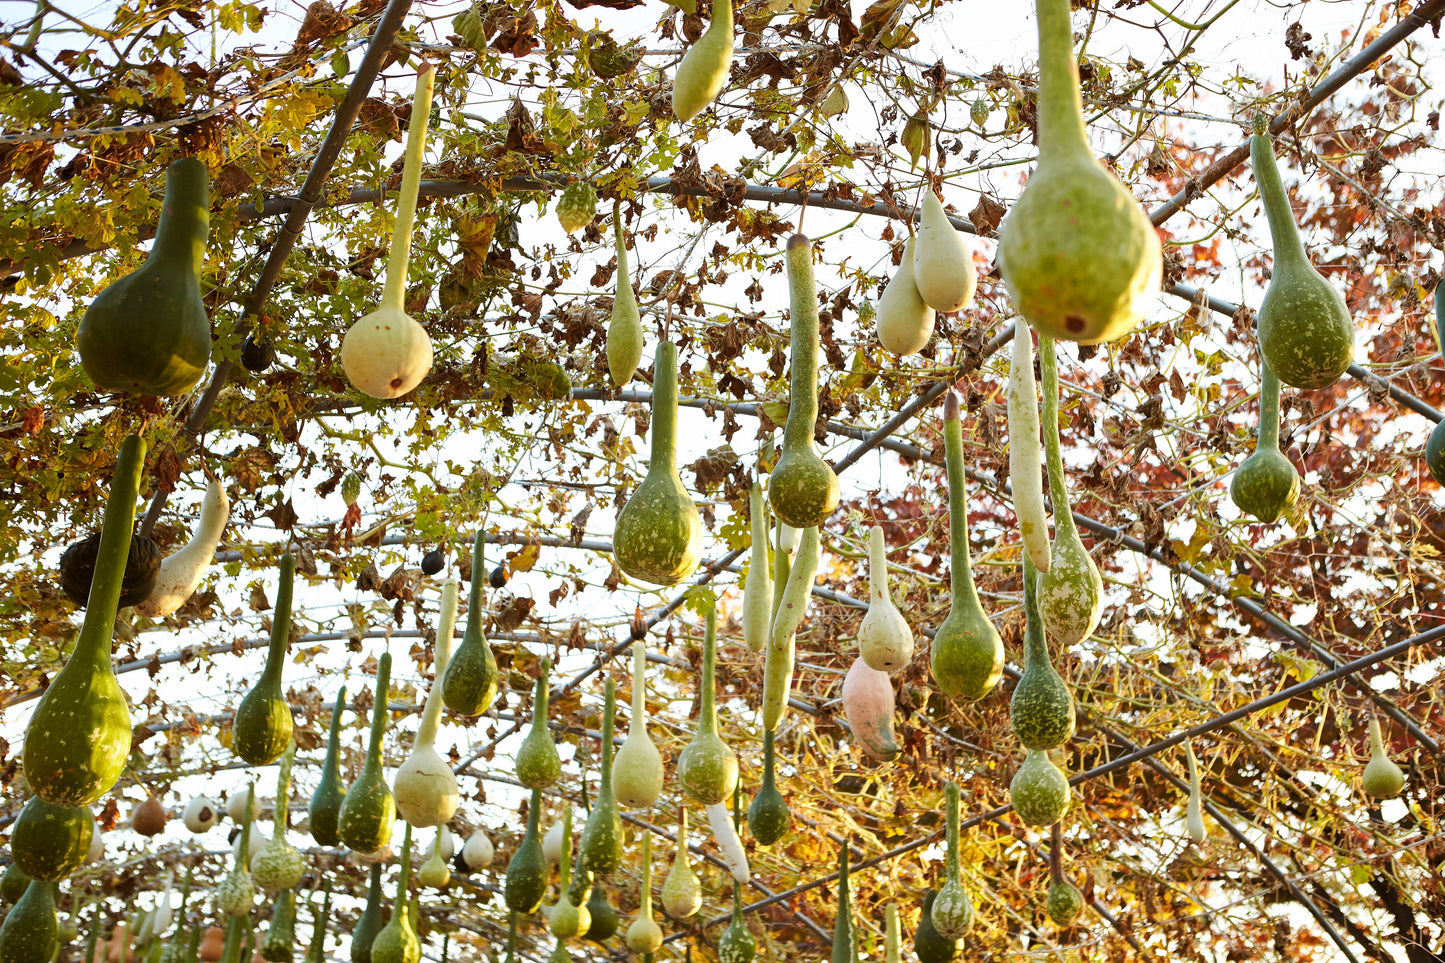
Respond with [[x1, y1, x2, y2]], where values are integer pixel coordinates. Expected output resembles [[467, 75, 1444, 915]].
[[1010, 749, 1070, 827], [515, 659, 561, 789], [233, 553, 296, 765], [574, 678, 624, 899], [371, 824, 419, 963], [304, 881, 331, 963], [0, 880, 57, 963], [930, 393, 1004, 701], [716, 886, 755, 963], [583, 887, 619, 943], [929, 783, 973, 939], [441, 531, 499, 716], [770, 235, 840, 529], [10, 795, 93, 881], [1426, 284, 1445, 485], [1010, 556, 1075, 750], [308, 684, 348, 846], [1045, 879, 1084, 926], [831, 845, 856, 963], [677, 607, 739, 806], [338, 652, 396, 856], [259, 889, 296, 963], [747, 730, 790, 845], [914, 891, 961, 963], [24, 434, 144, 807], [503, 788, 548, 915], [351, 865, 384, 963], [613, 341, 703, 585], [1250, 129, 1354, 390], [77, 157, 211, 395], [0, 865, 27, 906], [1230, 358, 1299, 523]]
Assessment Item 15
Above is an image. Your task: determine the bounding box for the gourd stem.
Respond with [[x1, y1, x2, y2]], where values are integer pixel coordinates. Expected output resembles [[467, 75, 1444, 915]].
[[274, 742, 295, 826], [639, 832, 653, 916], [1048, 823, 1064, 884], [599, 677, 616, 791], [760, 730, 777, 794], [238, 785, 255, 864], [884, 905, 900, 963], [382, 66, 436, 312], [533, 659, 552, 730], [1249, 134, 1311, 268], [943, 782, 961, 885], [782, 235, 821, 455], [1258, 359, 1283, 452], [651, 342, 681, 472], [631, 644, 648, 727], [1037, 337, 1080, 540], [150, 159, 209, 275], [943, 397, 983, 613], [367, 653, 393, 767], [262, 554, 295, 684], [505, 912, 517, 963], [1034, 0, 1091, 161], [868, 525, 889, 605], [1021, 555, 1050, 671], [700, 608, 720, 737], [415, 580, 459, 747], [78, 434, 145, 668]]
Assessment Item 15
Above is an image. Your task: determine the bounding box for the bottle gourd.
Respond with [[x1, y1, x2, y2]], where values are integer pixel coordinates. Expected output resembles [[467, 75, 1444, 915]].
[[914, 891, 961, 963], [575, 678, 625, 898], [216, 787, 256, 918], [0, 879, 58, 963], [875, 236, 935, 357], [503, 788, 548, 914], [350, 866, 384, 963], [1230, 357, 1299, 523], [1009, 749, 1070, 828], [136, 476, 228, 618], [857, 524, 913, 672], [612, 643, 664, 808], [715, 886, 755, 963], [1045, 879, 1084, 926], [929, 782, 973, 938], [370, 824, 419, 963], [747, 730, 790, 845], [1008, 319, 1051, 572], [515, 658, 561, 789], [232, 553, 297, 766], [250, 742, 305, 893], [1010, 556, 1076, 751], [676, 607, 739, 806], [671, 0, 733, 123], [625, 833, 663, 953], [10, 795, 93, 882], [1362, 716, 1406, 799], [441, 531, 500, 716], [606, 207, 643, 387], [308, 685, 348, 847], [741, 481, 773, 653], [912, 191, 977, 314], [547, 808, 588, 939], [840, 657, 900, 762], [338, 652, 396, 856], [661, 808, 701, 919], [394, 579, 461, 827]]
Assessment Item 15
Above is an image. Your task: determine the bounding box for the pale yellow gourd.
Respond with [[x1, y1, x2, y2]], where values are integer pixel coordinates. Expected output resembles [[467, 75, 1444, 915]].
[[1008, 319, 1051, 572], [625, 834, 664, 953], [857, 525, 913, 672], [1362, 717, 1405, 799], [660, 809, 701, 919], [135, 477, 228, 618], [606, 208, 643, 387], [1184, 742, 1206, 844], [912, 192, 977, 314], [612, 643, 665, 809], [672, 0, 734, 123], [393, 579, 461, 827], [876, 237, 935, 356]]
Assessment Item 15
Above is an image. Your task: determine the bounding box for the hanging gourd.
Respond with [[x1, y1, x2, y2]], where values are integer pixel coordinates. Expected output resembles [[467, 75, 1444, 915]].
[[370, 824, 420, 963], [233, 553, 297, 766], [876, 236, 935, 357], [0, 865, 27, 907], [857, 525, 914, 672], [1010, 556, 1076, 750], [462, 830, 493, 870], [929, 783, 973, 938], [607, 205, 643, 387], [543, 818, 564, 868], [914, 891, 961, 963], [338, 652, 396, 856], [132, 794, 167, 836], [183, 795, 219, 834], [1008, 319, 1051, 573], [841, 657, 900, 761], [76, 157, 212, 396], [1362, 716, 1406, 799], [416, 831, 450, 890], [705, 794, 749, 884], [747, 730, 790, 845], [671, 0, 733, 122], [612, 642, 665, 808], [350, 866, 384, 963], [151, 872, 176, 940], [741, 482, 773, 653], [441, 531, 500, 716], [0, 880, 58, 963], [395, 579, 461, 827], [515, 657, 562, 789], [1230, 357, 1299, 523], [1426, 284, 1445, 485], [216, 786, 257, 918], [258, 889, 295, 963], [677, 606, 739, 806], [1185, 742, 1207, 843], [340, 66, 436, 399], [832, 845, 856, 963], [308, 685, 348, 847], [1009, 749, 1070, 828], [912, 191, 977, 314], [136, 477, 229, 618], [996, 0, 1161, 345], [503, 788, 548, 914], [1044, 878, 1084, 927], [303, 882, 331, 963], [660, 808, 701, 919], [24, 434, 143, 807], [10, 795, 93, 882], [250, 742, 305, 893], [575, 678, 625, 897], [583, 886, 619, 943], [715, 886, 755, 963], [770, 235, 840, 528], [771, 518, 793, 622], [764, 525, 821, 731], [625, 833, 664, 953], [548, 807, 589, 940], [930, 392, 1004, 701]]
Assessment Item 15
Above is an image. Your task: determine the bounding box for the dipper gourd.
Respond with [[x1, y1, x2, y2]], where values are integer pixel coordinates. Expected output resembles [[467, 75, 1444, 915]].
[[606, 208, 643, 387], [612, 643, 665, 808], [1230, 357, 1299, 523], [575, 678, 625, 897], [929, 782, 973, 938], [676, 607, 739, 806], [232, 553, 297, 766], [503, 789, 548, 914], [441, 531, 500, 715], [338, 652, 396, 857], [624, 833, 664, 953], [394, 579, 461, 827], [857, 524, 914, 672], [1362, 716, 1405, 799], [1009, 556, 1075, 751], [308, 685, 348, 847], [515, 658, 561, 789]]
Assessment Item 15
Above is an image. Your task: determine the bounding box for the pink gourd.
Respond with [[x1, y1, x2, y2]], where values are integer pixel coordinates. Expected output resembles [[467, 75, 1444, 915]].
[[841, 656, 900, 761]]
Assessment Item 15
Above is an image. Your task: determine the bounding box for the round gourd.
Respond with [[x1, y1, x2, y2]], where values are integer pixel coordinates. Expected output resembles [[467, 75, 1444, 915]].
[[840, 656, 900, 762], [183, 796, 219, 833], [715, 887, 755, 963], [11, 796, 93, 882], [132, 795, 167, 836], [462, 830, 494, 870], [59, 529, 162, 608], [1010, 750, 1070, 828], [1230, 359, 1299, 523], [1045, 879, 1084, 926], [583, 887, 620, 943]]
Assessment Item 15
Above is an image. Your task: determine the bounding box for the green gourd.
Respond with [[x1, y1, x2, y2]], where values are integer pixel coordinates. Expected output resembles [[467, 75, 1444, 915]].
[[251, 742, 305, 893], [394, 579, 461, 827], [606, 207, 643, 387], [930, 393, 1003, 701], [831, 845, 856, 963], [338, 652, 396, 857], [884, 905, 901, 963], [741, 482, 773, 653], [575, 679, 625, 896], [771, 519, 792, 624], [1250, 129, 1354, 390], [1426, 284, 1445, 485], [716, 887, 755, 963], [929, 783, 973, 939], [1009, 750, 1070, 828], [23, 434, 143, 807], [0, 880, 57, 963], [584, 887, 619, 942], [1009, 556, 1075, 751], [1045, 878, 1084, 926], [350, 865, 384, 963], [547, 808, 589, 940], [613, 341, 703, 585], [515, 658, 561, 789], [503, 789, 548, 915], [624, 834, 663, 952], [912, 191, 977, 315], [770, 235, 840, 528], [914, 891, 961, 963], [0, 865, 27, 906], [441, 531, 500, 716], [303, 881, 331, 963], [1362, 716, 1406, 799], [10, 795, 93, 881], [416, 830, 451, 889], [76, 158, 211, 395], [676, 607, 739, 806], [233, 553, 297, 766], [875, 236, 935, 357], [216, 786, 257, 918], [308, 684, 349, 847], [763, 525, 821, 731], [370, 824, 419, 963], [1230, 357, 1299, 523], [546, 939, 570, 963], [858, 525, 913, 672], [660, 808, 701, 919], [1036, 336, 1103, 646], [996, 0, 1161, 344], [259, 889, 296, 963], [671, 0, 733, 122], [747, 730, 790, 845], [612, 643, 664, 808]]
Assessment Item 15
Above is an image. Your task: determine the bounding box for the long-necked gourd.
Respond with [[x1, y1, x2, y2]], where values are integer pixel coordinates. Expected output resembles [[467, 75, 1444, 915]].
[[858, 524, 914, 671], [677, 607, 739, 805], [136, 477, 228, 618], [741, 482, 773, 653], [606, 206, 643, 387], [625, 833, 664, 952], [350, 865, 384, 963], [1427, 284, 1445, 484], [250, 742, 304, 893], [395, 579, 461, 827], [613, 643, 664, 808], [747, 729, 790, 844], [338, 652, 396, 856], [929, 782, 973, 938], [503, 788, 548, 914], [716, 886, 755, 963], [914, 890, 961, 963], [763, 525, 821, 731], [258, 889, 295, 963], [303, 882, 331, 963], [771, 235, 840, 528], [1008, 319, 1051, 572], [515, 658, 561, 788], [308, 685, 348, 846], [996, 0, 1161, 344], [841, 656, 900, 761], [1010, 556, 1075, 750], [613, 341, 703, 585], [671, 0, 733, 122], [913, 191, 977, 314], [1009, 749, 1070, 827], [584, 886, 619, 943], [370, 824, 419, 963], [575, 678, 625, 898], [233, 552, 297, 766], [1036, 336, 1103, 645], [76, 158, 212, 395], [1185, 742, 1207, 843], [1230, 356, 1299, 523], [1362, 716, 1406, 799], [441, 531, 500, 716], [931, 392, 1004, 700], [548, 807, 589, 939], [1250, 125, 1354, 390], [216, 786, 256, 918], [10, 795, 93, 882], [832, 844, 856, 963], [340, 65, 435, 399], [0, 879, 58, 963], [416, 829, 451, 889], [24, 434, 143, 807], [876, 236, 935, 357], [660, 807, 701, 919]]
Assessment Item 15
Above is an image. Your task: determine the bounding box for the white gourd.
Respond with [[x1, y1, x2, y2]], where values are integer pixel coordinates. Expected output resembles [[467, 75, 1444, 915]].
[[1185, 742, 1206, 844], [875, 237, 935, 356], [135, 478, 229, 618], [857, 525, 913, 673], [436, 827, 455, 861], [741, 481, 773, 653], [1008, 318, 1052, 572], [704, 803, 749, 884], [394, 579, 462, 827], [611, 642, 665, 809], [912, 191, 977, 314], [150, 873, 174, 938], [543, 819, 564, 867], [462, 830, 493, 869], [182, 795, 219, 833], [226, 786, 251, 823]]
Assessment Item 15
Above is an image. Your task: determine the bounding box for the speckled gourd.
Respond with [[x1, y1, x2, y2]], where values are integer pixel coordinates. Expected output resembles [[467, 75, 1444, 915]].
[[250, 742, 305, 893], [671, 0, 733, 122], [503, 788, 548, 914], [216, 786, 256, 917], [929, 783, 973, 938], [612, 643, 664, 808], [232, 553, 296, 766], [715, 886, 755, 963], [441, 531, 500, 716], [308, 685, 348, 847], [574, 678, 625, 899], [660, 808, 701, 919], [338, 652, 396, 856], [370, 824, 419, 963], [0, 880, 58, 963], [515, 658, 561, 789], [676, 607, 739, 806], [10, 795, 93, 882], [1230, 358, 1299, 523], [914, 891, 961, 963], [1045, 879, 1084, 926], [258, 889, 295, 963], [747, 730, 790, 845], [394, 579, 461, 827], [857, 525, 914, 672], [876, 237, 935, 357], [1010, 556, 1076, 750], [1009, 749, 1070, 827], [912, 191, 977, 314]]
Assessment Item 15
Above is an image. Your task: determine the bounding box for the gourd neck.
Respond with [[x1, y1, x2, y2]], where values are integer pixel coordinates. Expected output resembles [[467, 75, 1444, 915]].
[[885, 905, 900, 963], [416, 579, 459, 748], [1258, 360, 1283, 451], [322, 685, 348, 779], [1021, 555, 1052, 673], [1037, 337, 1079, 540], [1368, 717, 1386, 759], [598, 677, 616, 794], [464, 531, 486, 647], [394, 823, 413, 924], [557, 806, 573, 892], [366, 653, 392, 768], [943, 782, 961, 884], [261, 553, 295, 686], [630, 644, 648, 729], [943, 399, 981, 611], [867, 526, 891, 606], [676, 806, 689, 850], [698, 608, 720, 737], [381, 67, 435, 313], [649, 341, 681, 473], [1034, 0, 1091, 162], [1250, 134, 1310, 269], [614, 213, 636, 311], [273, 742, 295, 826], [532, 659, 552, 731], [150, 158, 208, 279], [236, 787, 256, 865], [638, 833, 654, 915], [365, 863, 383, 909], [835, 845, 851, 937], [760, 730, 777, 792], [783, 234, 820, 455], [706, 0, 734, 40], [76, 434, 145, 670], [524, 788, 542, 840]]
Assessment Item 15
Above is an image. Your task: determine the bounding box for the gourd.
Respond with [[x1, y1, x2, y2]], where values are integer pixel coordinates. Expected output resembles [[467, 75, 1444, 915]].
[[769, 235, 840, 528], [232, 553, 297, 766], [10, 795, 93, 881], [1427, 284, 1445, 485], [151, 871, 176, 937], [395, 579, 461, 827], [1230, 357, 1299, 523], [350, 866, 384, 963], [0, 864, 27, 906], [547, 808, 589, 940], [251, 743, 305, 893], [1008, 319, 1051, 573], [995, 0, 1161, 344], [575, 678, 625, 895], [930, 392, 1004, 700], [441, 531, 499, 716], [503, 788, 548, 914], [259, 889, 295, 963], [831, 845, 855, 963], [1036, 336, 1103, 645], [914, 891, 961, 963], [747, 730, 790, 845], [370, 824, 420, 963], [0, 880, 58, 963], [624, 834, 664, 953], [308, 685, 348, 846], [200, 929, 225, 963], [841, 657, 900, 761], [875, 237, 935, 357], [340, 65, 435, 399], [706, 800, 749, 884], [612, 341, 703, 585], [543, 819, 564, 868], [1250, 128, 1354, 390], [857, 525, 913, 672], [1010, 556, 1076, 750], [23, 433, 143, 807], [583, 887, 619, 942], [135, 477, 229, 618], [1009, 750, 1070, 827], [1045, 879, 1084, 926], [676, 606, 739, 805], [555, 182, 598, 234], [216, 786, 257, 918], [763, 525, 821, 731], [771, 519, 793, 622], [183, 796, 219, 833], [133, 794, 167, 836], [606, 208, 643, 387], [515, 658, 561, 789], [1362, 716, 1406, 799], [612, 643, 664, 808], [912, 191, 977, 314], [303, 882, 331, 963], [671, 0, 733, 122], [1185, 742, 1207, 843], [929, 783, 973, 938], [338, 652, 397, 856], [715, 887, 755, 963], [58, 525, 160, 609], [740, 482, 773, 653], [462, 830, 493, 870], [158, 869, 192, 963], [76, 157, 212, 395], [660, 808, 701, 919]]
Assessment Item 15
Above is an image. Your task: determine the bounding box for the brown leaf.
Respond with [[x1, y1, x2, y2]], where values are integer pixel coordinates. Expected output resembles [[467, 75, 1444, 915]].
[[265, 498, 298, 531], [969, 193, 1006, 235], [151, 445, 182, 495]]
